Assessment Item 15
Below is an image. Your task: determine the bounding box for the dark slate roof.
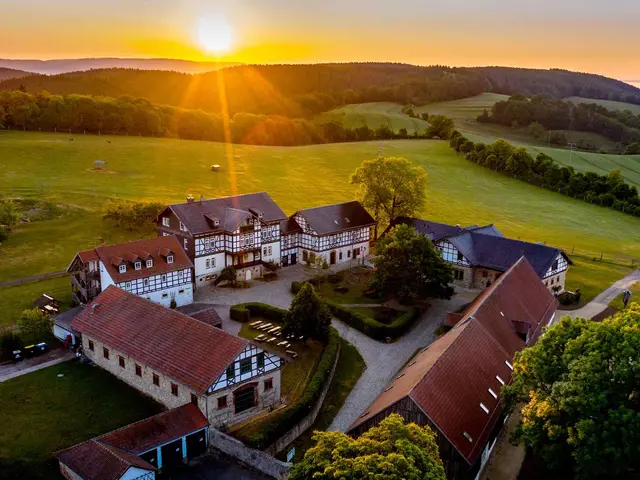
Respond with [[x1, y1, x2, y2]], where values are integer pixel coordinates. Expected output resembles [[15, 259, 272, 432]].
[[448, 232, 571, 278], [295, 201, 375, 235], [169, 192, 287, 235], [72, 287, 246, 393], [33, 294, 59, 309], [54, 306, 84, 333], [394, 217, 503, 242], [176, 303, 223, 327], [349, 258, 557, 465], [280, 217, 302, 235]]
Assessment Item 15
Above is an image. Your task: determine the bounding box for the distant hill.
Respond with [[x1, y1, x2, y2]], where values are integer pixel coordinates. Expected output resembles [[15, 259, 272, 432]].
[[1, 63, 639, 117], [565, 96, 640, 115], [0, 67, 31, 81], [0, 58, 241, 75]]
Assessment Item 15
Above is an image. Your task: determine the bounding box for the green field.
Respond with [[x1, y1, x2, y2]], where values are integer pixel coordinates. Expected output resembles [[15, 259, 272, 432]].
[[313, 102, 430, 134], [1, 130, 639, 322], [0, 361, 162, 479], [565, 96, 640, 115]]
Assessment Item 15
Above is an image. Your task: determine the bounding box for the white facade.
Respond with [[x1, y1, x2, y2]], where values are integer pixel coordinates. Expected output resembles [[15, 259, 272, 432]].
[[99, 261, 194, 308]]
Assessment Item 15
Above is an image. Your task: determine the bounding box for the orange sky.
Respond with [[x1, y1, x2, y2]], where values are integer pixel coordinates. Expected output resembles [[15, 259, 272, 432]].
[[2, 0, 639, 82]]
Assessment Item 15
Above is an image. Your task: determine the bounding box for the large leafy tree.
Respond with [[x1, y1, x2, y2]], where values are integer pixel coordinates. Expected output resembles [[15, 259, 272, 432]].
[[350, 156, 427, 237], [283, 283, 331, 341], [503, 308, 640, 479], [289, 413, 446, 480], [425, 115, 455, 139], [370, 224, 454, 301], [17, 309, 53, 344]]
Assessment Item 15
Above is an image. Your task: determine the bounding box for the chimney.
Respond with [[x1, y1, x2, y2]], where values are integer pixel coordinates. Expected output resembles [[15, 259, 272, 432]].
[[187, 194, 194, 203]]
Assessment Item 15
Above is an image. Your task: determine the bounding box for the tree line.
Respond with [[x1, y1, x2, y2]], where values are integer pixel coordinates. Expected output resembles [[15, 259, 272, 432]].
[[478, 94, 640, 145], [450, 130, 640, 217], [0, 89, 458, 146]]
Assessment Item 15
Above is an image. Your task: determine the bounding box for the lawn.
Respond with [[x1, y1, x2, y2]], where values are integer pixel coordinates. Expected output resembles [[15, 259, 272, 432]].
[[0, 361, 163, 479], [564, 96, 640, 115], [1, 130, 640, 323], [231, 319, 324, 441], [0, 276, 71, 327], [609, 281, 640, 310], [312, 269, 382, 305], [277, 338, 365, 462], [562, 254, 636, 305]]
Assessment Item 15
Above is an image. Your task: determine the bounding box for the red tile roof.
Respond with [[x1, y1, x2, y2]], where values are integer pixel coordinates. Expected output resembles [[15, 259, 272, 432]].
[[94, 236, 192, 283], [71, 286, 247, 392], [99, 404, 209, 454], [348, 257, 557, 465], [78, 249, 99, 262], [56, 439, 156, 480]]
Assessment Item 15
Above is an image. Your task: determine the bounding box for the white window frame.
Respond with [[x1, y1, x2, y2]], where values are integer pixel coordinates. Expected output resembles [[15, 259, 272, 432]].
[[183, 239, 188, 251], [206, 258, 210, 269], [267, 246, 272, 256], [161, 274, 167, 282], [167, 255, 174, 264], [162, 217, 170, 227], [119, 264, 126, 273], [144, 278, 149, 287], [125, 282, 131, 290], [146, 259, 153, 268], [134, 261, 141, 270], [179, 221, 187, 232]]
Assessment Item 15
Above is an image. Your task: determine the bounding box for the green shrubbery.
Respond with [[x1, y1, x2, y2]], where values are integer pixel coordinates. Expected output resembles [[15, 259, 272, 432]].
[[326, 301, 422, 341], [229, 302, 288, 323], [246, 328, 340, 450], [104, 199, 165, 230]]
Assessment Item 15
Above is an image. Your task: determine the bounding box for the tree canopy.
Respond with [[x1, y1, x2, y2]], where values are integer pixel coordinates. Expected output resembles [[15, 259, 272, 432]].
[[350, 156, 427, 236], [17, 309, 53, 344], [369, 224, 454, 301], [284, 283, 331, 341], [289, 413, 446, 480], [503, 308, 640, 479]]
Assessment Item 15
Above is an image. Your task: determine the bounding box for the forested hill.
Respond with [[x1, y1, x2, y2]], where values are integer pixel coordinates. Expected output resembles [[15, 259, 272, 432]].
[[0, 68, 31, 82], [1, 63, 638, 117], [473, 67, 640, 103]]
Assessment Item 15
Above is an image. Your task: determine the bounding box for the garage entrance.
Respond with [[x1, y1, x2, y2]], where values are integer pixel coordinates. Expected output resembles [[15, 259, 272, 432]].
[[186, 429, 208, 459], [161, 439, 184, 468]]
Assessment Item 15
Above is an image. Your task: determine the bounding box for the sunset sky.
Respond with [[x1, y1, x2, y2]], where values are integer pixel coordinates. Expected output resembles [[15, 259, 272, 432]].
[[2, 0, 639, 82]]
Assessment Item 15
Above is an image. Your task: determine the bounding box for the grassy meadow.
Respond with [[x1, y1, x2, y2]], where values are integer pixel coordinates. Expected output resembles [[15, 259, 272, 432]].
[[314, 102, 430, 134], [1, 130, 639, 322], [564, 96, 640, 115]]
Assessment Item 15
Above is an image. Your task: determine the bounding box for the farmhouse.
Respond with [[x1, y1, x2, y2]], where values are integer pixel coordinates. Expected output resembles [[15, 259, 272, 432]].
[[156, 192, 287, 285], [71, 287, 283, 429], [67, 236, 194, 308], [282, 201, 375, 267], [347, 258, 558, 480], [56, 404, 209, 479], [394, 217, 572, 292]]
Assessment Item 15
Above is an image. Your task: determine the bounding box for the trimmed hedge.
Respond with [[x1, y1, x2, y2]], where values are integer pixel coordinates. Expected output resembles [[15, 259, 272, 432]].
[[326, 301, 422, 341], [246, 328, 340, 450], [229, 302, 288, 323]]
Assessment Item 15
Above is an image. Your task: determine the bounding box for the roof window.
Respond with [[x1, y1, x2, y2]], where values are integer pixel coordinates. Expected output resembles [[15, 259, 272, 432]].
[[359, 411, 370, 418], [505, 360, 514, 370], [496, 375, 505, 385], [119, 264, 126, 273], [488, 388, 498, 399], [480, 403, 489, 414], [167, 255, 174, 264], [463, 431, 473, 443], [134, 261, 142, 270], [345, 217, 351, 223], [396, 373, 405, 380]]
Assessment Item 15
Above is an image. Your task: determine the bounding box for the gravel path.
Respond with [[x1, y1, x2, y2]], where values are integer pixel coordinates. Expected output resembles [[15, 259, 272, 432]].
[[559, 268, 640, 319]]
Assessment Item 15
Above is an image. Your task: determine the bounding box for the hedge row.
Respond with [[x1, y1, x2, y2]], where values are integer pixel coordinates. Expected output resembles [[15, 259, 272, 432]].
[[326, 301, 422, 341], [229, 302, 288, 323], [246, 328, 340, 450]]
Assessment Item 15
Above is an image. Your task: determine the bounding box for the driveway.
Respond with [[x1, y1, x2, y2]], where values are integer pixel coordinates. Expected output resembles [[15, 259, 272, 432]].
[[0, 348, 75, 383], [167, 453, 270, 480]]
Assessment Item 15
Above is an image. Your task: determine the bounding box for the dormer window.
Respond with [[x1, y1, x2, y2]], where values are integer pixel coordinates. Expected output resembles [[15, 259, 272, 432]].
[[179, 221, 187, 232], [134, 261, 142, 270], [167, 255, 174, 264], [146, 259, 153, 268], [119, 264, 126, 273], [162, 217, 170, 227]]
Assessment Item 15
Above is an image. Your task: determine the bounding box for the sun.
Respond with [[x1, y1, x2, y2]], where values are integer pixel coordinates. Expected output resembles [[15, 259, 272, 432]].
[[197, 17, 233, 54]]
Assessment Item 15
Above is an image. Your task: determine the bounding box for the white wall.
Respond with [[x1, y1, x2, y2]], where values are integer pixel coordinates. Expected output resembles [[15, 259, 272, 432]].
[[121, 467, 155, 480], [99, 261, 115, 290], [261, 241, 280, 265], [134, 283, 194, 308], [194, 252, 226, 279], [53, 325, 77, 344]]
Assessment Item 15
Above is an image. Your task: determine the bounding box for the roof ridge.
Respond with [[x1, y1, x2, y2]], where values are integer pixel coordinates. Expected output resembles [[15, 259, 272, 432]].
[[170, 191, 267, 207], [91, 440, 132, 475], [297, 200, 358, 212]]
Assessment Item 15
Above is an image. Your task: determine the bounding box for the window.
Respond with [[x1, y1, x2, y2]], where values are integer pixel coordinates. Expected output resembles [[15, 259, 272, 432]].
[[153, 373, 160, 386], [167, 255, 174, 264], [240, 358, 252, 375], [146, 259, 153, 268], [505, 360, 514, 370], [162, 293, 168, 298], [482, 270, 489, 278], [457, 251, 464, 262], [257, 352, 265, 369], [162, 217, 170, 227], [267, 246, 272, 256], [463, 431, 473, 443], [339, 251, 343, 260], [125, 282, 131, 290], [480, 402, 489, 414], [496, 375, 505, 385], [217, 396, 228, 409], [103, 347, 109, 359], [179, 289, 185, 294], [488, 388, 498, 399], [191, 394, 198, 405], [161, 274, 167, 282], [347, 250, 351, 258], [264, 378, 273, 391], [119, 264, 126, 274], [88, 340, 94, 351], [302, 250, 308, 262], [183, 239, 188, 251], [135, 364, 142, 377], [118, 356, 125, 368], [144, 278, 149, 287], [179, 221, 186, 232], [454, 269, 464, 281], [226, 364, 235, 379], [552, 259, 559, 271], [263, 247, 268, 257], [134, 261, 141, 270], [206, 258, 215, 269], [354, 248, 361, 257], [171, 383, 179, 396]]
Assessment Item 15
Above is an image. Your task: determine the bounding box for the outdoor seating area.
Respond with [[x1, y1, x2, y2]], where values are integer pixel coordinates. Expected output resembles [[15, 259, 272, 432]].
[[249, 320, 299, 356]]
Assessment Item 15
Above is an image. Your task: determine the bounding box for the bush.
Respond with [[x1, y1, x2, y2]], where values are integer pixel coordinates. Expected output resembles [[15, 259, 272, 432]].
[[291, 280, 306, 295], [326, 302, 422, 341], [246, 328, 340, 449], [17, 309, 53, 344], [0, 227, 8, 242], [229, 302, 288, 324]]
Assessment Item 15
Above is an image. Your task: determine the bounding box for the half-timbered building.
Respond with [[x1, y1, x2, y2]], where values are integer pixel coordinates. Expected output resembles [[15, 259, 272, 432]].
[[348, 258, 558, 480], [67, 236, 193, 308], [394, 217, 572, 292], [281, 201, 375, 267], [71, 287, 283, 429], [156, 193, 287, 285]]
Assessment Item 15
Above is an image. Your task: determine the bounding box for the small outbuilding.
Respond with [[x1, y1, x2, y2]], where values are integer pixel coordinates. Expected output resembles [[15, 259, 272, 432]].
[[33, 294, 60, 315], [53, 306, 84, 346]]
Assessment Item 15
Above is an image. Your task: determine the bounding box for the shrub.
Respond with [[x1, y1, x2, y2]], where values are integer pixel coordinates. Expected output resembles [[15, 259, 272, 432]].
[[326, 302, 422, 341], [291, 280, 307, 294], [17, 309, 53, 344], [246, 328, 340, 449], [0, 227, 8, 242], [229, 302, 288, 324]]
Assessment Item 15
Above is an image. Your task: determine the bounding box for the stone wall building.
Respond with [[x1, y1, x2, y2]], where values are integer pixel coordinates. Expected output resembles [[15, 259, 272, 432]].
[[71, 287, 282, 429]]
